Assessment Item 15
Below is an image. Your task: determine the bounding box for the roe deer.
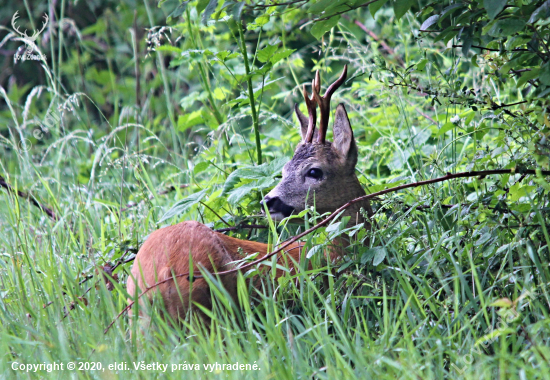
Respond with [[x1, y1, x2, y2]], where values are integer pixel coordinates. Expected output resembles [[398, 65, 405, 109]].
[[126, 65, 372, 325]]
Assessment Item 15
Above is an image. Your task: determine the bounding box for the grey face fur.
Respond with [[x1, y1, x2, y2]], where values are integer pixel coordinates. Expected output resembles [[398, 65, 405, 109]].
[[263, 104, 366, 220]]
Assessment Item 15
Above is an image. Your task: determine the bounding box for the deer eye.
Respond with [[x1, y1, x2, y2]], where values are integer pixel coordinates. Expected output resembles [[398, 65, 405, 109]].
[[306, 168, 323, 179]]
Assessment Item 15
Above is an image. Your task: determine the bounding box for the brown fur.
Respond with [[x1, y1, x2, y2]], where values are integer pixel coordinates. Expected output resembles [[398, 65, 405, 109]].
[[126, 221, 307, 324]]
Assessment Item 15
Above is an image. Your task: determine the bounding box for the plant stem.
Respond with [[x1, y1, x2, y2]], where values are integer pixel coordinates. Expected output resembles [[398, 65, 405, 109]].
[[185, 9, 223, 125], [238, 22, 262, 165]]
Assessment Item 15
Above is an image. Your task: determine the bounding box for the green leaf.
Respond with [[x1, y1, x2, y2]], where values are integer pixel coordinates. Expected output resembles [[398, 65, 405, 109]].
[[270, 48, 295, 65], [201, 0, 219, 25], [215, 50, 239, 62], [222, 157, 288, 195], [196, 0, 210, 13], [540, 62, 550, 86], [370, 0, 389, 17], [257, 44, 278, 63], [508, 182, 536, 202], [159, 189, 208, 223], [393, 0, 414, 20], [529, 0, 550, 23], [361, 247, 387, 266], [420, 15, 440, 31], [308, 0, 341, 14], [417, 58, 428, 70], [311, 16, 340, 39], [227, 177, 276, 204], [232, 1, 245, 21], [484, 0, 507, 20], [486, 18, 526, 37], [167, 1, 189, 19], [177, 110, 203, 131], [436, 122, 456, 137], [461, 26, 473, 56], [372, 247, 387, 266], [194, 161, 211, 175], [516, 68, 540, 88]]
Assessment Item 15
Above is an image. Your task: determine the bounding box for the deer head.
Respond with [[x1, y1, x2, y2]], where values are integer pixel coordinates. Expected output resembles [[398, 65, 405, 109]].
[[263, 66, 369, 223], [11, 11, 49, 54]]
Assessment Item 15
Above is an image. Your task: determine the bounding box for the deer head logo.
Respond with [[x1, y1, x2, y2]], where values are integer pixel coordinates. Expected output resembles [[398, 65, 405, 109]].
[[11, 11, 49, 55]]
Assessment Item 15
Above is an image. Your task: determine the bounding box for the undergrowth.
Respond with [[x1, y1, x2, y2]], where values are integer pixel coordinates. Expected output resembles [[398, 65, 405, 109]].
[[1, 0, 550, 379]]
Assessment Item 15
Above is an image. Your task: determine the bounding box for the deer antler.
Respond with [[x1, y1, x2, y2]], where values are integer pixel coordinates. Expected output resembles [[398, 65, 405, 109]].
[[11, 11, 28, 38], [31, 14, 49, 40], [311, 65, 348, 144], [302, 75, 320, 143], [11, 11, 49, 41]]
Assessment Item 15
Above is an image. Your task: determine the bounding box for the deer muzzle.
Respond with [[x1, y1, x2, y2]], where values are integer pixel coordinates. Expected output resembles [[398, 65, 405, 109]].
[[261, 195, 295, 220]]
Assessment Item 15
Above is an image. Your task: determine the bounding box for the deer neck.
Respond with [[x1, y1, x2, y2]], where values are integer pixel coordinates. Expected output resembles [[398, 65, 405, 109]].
[[327, 175, 371, 260], [339, 174, 371, 227]]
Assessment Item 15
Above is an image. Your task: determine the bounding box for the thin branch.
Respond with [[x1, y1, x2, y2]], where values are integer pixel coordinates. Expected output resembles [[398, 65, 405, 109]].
[[452, 44, 529, 52], [104, 168, 550, 334], [313, 0, 381, 22], [246, 0, 307, 9], [388, 80, 527, 111], [199, 201, 230, 227], [0, 175, 58, 221], [215, 224, 267, 233], [493, 100, 527, 109], [352, 18, 404, 66]]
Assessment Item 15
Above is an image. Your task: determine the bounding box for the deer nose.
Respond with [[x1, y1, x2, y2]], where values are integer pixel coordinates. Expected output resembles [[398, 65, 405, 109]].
[[261, 195, 295, 217]]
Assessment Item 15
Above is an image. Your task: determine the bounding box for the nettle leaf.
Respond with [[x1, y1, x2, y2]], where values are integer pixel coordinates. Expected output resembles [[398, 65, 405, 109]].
[[311, 16, 340, 40], [177, 110, 203, 131], [159, 189, 208, 223], [270, 48, 295, 65], [393, 0, 414, 20], [215, 50, 239, 62], [484, 0, 507, 20], [257, 44, 278, 63], [227, 177, 276, 205], [221, 157, 288, 203], [508, 182, 536, 202]]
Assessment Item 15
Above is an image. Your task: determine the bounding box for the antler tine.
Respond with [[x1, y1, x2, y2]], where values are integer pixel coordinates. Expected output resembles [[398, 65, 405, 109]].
[[302, 82, 317, 143], [312, 65, 348, 144], [314, 70, 321, 94], [11, 11, 25, 37]]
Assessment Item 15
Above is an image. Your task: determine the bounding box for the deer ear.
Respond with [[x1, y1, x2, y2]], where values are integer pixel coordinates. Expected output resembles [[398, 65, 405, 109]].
[[295, 104, 317, 142], [332, 104, 356, 160]]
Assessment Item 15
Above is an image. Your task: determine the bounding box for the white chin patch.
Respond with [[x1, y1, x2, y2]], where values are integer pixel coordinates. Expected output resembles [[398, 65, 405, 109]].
[[267, 212, 286, 221]]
